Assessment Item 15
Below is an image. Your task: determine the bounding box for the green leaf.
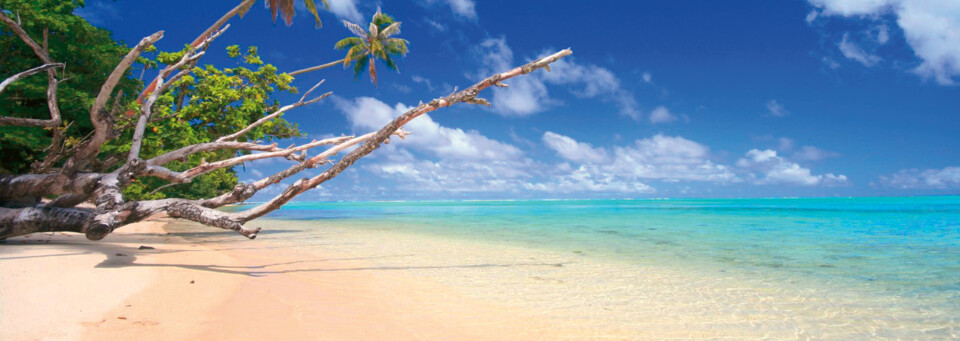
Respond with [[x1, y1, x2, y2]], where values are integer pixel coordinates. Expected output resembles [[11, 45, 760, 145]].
[[304, 0, 323, 28]]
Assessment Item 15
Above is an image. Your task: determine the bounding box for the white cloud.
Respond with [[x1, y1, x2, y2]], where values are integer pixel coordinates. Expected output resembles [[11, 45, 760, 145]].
[[327, 0, 363, 23], [411, 75, 435, 91], [838, 33, 882, 66], [778, 137, 796, 152], [333, 96, 523, 161], [607, 135, 738, 182], [522, 165, 655, 194], [875, 24, 890, 44], [445, 0, 477, 19], [806, 10, 821, 24], [425, 18, 446, 32], [542, 132, 609, 163], [809, 0, 960, 84], [766, 100, 789, 117], [878, 166, 960, 189], [422, 0, 477, 19], [544, 133, 738, 183], [294, 0, 362, 23], [792, 145, 842, 161], [648, 106, 678, 124], [737, 149, 848, 186], [369, 149, 535, 193], [822, 57, 842, 69], [642, 72, 653, 83], [475, 38, 640, 119]]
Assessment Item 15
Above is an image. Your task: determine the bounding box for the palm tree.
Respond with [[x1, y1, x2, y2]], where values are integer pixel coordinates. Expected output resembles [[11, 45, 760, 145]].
[[132, 0, 325, 116], [288, 8, 409, 86]]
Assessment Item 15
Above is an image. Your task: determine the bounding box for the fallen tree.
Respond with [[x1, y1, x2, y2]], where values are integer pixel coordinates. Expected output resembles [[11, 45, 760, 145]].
[[0, 4, 571, 241]]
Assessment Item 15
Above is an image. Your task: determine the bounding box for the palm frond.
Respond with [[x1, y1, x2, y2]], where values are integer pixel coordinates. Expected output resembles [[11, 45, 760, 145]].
[[379, 22, 401, 38], [303, 0, 325, 28], [385, 39, 409, 55], [384, 55, 398, 72], [334, 37, 364, 50], [265, 0, 296, 26], [372, 8, 396, 28], [343, 45, 365, 67], [368, 22, 379, 39], [353, 55, 370, 80], [369, 39, 384, 55], [342, 20, 368, 39]]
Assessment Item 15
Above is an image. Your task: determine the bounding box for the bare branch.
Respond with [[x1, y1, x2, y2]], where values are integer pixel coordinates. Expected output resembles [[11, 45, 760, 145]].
[[145, 136, 355, 185], [235, 49, 573, 222], [0, 13, 52, 63], [61, 31, 164, 174], [0, 63, 62, 95]]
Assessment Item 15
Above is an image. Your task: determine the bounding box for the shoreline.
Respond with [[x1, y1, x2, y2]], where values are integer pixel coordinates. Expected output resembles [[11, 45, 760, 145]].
[[2, 216, 956, 339], [0, 220, 588, 340]]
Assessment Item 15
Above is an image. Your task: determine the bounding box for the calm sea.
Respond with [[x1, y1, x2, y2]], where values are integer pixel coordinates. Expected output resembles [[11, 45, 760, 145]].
[[222, 197, 960, 337]]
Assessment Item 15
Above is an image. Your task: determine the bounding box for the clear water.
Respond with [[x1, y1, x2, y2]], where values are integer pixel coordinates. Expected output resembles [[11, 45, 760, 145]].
[[222, 197, 960, 338]]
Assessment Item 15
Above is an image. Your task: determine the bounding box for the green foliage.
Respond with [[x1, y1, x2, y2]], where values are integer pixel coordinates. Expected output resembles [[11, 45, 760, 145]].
[[0, 0, 141, 174], [111, 45, 302, 200], [1, 2, 303, 201]]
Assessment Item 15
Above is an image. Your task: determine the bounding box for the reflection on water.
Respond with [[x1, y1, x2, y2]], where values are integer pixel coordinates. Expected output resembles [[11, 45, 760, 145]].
[[213, 197, 960, 338]]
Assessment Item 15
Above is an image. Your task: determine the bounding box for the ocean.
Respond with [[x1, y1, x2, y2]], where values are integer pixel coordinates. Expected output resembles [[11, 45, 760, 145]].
[[217, 197, 960, 338]]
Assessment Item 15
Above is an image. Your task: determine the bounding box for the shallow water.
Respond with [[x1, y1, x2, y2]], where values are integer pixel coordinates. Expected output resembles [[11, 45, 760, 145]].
[[216, 197, 960, 338]]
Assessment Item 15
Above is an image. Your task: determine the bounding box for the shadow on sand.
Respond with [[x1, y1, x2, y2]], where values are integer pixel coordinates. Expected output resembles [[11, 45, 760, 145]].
[[1, 232, 571, 278]]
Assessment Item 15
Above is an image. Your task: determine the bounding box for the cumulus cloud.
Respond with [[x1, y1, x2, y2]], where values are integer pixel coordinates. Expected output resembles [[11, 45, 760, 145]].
[[878, 166, 960, 189], [522, 165, 655, 194], [475, 38, 640, 119], [737, 149, 848, 186], [333, 96, 523, 161], [542, 132, 609, 163], [808, 0, 960, 84], [543, 133, 739, 183], [368, 149, 535, 193], [648, 106, 678, 124], [766, 100, 789, 117]]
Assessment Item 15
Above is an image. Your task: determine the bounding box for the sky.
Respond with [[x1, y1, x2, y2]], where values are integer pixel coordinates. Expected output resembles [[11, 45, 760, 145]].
[[76, 0, 959, 201]]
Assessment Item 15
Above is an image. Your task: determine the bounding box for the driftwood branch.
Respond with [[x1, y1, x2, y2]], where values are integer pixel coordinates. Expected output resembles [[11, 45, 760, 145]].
[[0, 5, 574, 241]]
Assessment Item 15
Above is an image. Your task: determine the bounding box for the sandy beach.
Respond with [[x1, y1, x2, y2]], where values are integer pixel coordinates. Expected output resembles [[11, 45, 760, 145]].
[[2, 212, 956, 340], [0, 220, 590, 340]]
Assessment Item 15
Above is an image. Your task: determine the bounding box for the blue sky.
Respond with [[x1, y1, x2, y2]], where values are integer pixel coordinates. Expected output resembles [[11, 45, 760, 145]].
[[78, 0, 959, 200]]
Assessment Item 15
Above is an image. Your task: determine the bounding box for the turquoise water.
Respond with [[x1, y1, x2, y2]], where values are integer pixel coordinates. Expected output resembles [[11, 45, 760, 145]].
[[239, 197, 959, 294], [226, 197, 960, 337]]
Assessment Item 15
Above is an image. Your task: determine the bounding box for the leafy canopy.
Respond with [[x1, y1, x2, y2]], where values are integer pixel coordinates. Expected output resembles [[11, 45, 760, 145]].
[[112, 45, 303, 200], [0, 0, 141, 174]]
